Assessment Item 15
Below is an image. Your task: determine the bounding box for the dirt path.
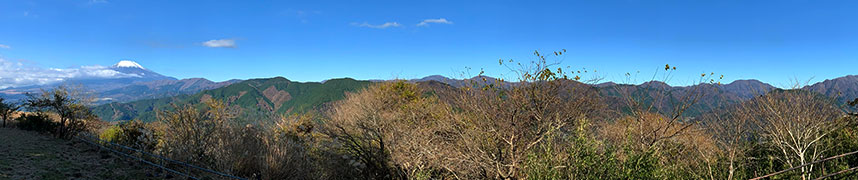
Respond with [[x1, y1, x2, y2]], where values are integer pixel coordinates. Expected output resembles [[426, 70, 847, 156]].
[[0, 128, 157, 180]]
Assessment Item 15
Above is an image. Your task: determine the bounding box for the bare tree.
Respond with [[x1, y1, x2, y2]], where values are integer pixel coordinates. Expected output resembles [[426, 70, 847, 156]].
[[701, 81, 776, 180], [612, 65, 721, 150], [444, 50, 604, 179], [749, 90, 843, 180], [703, 102, 754, 180], [0, 97, 22, 127]]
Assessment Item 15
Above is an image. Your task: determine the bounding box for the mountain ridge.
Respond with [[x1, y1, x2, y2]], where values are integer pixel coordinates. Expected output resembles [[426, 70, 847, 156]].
[[0, 60, 238, 104], [803, 75, 858, 105], [93, 77, 372, 122], [92, 74, 858, 122]]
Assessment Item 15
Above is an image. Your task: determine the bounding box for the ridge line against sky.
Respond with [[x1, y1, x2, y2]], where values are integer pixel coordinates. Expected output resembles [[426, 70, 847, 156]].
[[0, 0, 856, 88]]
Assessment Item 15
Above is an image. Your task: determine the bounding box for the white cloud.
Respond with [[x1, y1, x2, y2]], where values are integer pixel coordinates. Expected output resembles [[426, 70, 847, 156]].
[[0, 44, 9, 49], [201, 39, 237, 48], [20, 11, 39, 18], [417, 18, 453, 27], [352, 22, 402, 29], [0, 58, 140, 89]]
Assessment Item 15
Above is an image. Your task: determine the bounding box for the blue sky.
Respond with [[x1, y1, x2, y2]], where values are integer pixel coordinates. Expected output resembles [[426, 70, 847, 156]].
[[0, 0, 856, 88]]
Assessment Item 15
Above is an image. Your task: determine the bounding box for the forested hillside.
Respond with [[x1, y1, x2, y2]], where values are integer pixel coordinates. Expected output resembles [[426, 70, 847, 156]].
[[93, 77, 372, 122]]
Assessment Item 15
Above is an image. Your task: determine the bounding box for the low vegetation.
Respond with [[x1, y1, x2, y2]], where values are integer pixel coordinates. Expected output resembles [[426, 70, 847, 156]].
[[4, 50, 858, 179]]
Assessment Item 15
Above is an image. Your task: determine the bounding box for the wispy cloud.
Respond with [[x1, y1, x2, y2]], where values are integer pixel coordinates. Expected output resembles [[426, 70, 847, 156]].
[[294, 10, 321, 23], [201, 39, 237, 48], [20, 11, 39, 18], [89, 0, 108, 4], [417, 18, 453, 27], [352, 22, 402, 29], [0, 44, 9, 49], [0, 58, 142, 89]]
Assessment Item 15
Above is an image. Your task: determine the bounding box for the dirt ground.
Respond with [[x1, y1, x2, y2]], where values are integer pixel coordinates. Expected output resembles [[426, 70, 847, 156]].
[[0, 128, 159, 180]]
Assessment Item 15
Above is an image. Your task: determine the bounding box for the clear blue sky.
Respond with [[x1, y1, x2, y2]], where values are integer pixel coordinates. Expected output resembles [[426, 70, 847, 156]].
[[1, 0, 856, 87]]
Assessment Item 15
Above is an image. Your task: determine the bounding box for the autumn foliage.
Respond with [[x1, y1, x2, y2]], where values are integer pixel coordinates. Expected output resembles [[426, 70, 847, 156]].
[[13, 50, 856, 180]]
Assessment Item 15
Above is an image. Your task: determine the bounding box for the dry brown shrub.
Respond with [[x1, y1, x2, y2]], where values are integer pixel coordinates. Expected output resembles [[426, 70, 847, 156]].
[[431, 52, 607, 179], [598, 112, 720, 177], [155, 101, 225, 166], [322, 80, 458, 179], [154, 99, 269, 177], [153, 98, 340, 179], [261, 113, 324, 179], [444, 81, 603, 179], [320, 74, 605, 179]]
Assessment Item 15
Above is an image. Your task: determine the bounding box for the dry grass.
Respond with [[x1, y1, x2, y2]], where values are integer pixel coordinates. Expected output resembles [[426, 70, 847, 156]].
[[0, 127, 155, 179]]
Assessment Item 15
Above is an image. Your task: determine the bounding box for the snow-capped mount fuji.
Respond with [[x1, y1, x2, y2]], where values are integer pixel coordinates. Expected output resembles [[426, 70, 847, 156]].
[[106, 60, 176, 82], [55, 60, 176, 92], [113, 60, 146, 69], [0, 60, 240, 104]]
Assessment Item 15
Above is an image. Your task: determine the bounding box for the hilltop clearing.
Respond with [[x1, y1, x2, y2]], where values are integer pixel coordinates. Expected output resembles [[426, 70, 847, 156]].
[[0, 128, 156, 179]]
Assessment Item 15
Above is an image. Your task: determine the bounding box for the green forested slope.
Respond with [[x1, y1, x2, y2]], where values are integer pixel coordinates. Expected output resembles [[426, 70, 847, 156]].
[[94, 77, 372, 122]]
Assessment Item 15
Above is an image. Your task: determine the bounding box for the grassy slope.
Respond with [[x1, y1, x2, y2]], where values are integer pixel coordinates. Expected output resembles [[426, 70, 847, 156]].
[[0, 128, 155, 179]]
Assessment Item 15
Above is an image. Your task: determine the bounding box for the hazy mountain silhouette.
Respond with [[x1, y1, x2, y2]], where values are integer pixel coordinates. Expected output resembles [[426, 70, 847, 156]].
[[0, 61, 238, 104]]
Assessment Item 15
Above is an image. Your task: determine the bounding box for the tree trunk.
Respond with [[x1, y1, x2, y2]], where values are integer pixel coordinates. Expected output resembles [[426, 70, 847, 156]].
[[59, 117, 67, 138], [800, 154, 807, 180], [728, 158, 735, 180]]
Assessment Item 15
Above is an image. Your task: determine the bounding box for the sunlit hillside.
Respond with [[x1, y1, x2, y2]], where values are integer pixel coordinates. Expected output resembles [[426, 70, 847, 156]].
[[2, 0, 858, 179]]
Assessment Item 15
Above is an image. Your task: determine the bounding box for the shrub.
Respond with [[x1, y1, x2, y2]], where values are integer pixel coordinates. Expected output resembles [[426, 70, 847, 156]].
[[260, 114, 322, 179], [322, 81, 452, 179], [99, 120, 158, 151], [25, 86, 99, 138], [155, 100, 233, 171], [523, 119, 626, 180], [153, 99, 335, 179], [438, 53, 606, 179], [322, 51, 614, 179], [100, 125, 122, 141], [16, 113, 58, 133]]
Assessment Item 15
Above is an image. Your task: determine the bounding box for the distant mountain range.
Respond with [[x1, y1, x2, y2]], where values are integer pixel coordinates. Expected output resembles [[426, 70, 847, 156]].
[[2, 62, 856, 123], [93, 73, 858, 123], [93, 77, 372, 122], [407, 76, 778, 117], [0, 61, 240, 104], [596, 80, 773, 118], [408, 75, 856, 118], [803, 75, 858, 106], [96, 78, 242, 103]]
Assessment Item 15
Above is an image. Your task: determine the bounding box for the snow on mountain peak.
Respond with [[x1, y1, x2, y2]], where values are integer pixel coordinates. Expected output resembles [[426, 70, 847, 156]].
[[113, 60, 145, 69]]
